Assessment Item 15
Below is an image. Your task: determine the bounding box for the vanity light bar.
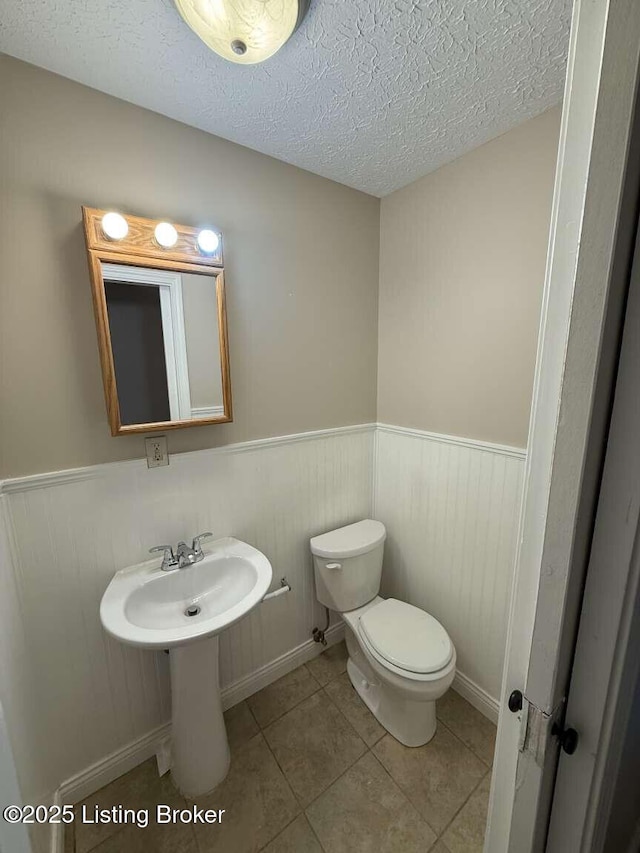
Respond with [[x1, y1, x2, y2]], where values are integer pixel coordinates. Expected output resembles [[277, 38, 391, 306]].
[[99, 212, 221, 257]]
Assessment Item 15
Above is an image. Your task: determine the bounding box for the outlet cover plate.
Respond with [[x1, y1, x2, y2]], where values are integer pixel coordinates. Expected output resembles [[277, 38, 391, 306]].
[[145, 436, 169, 468]]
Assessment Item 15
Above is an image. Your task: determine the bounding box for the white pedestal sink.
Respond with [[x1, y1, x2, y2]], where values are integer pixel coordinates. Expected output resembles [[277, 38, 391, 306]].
[[100, 538, 272, 796]]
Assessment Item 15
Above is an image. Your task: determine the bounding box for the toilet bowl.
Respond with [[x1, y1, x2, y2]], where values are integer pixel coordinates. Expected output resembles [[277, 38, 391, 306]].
[[310, 519, 456, 747]]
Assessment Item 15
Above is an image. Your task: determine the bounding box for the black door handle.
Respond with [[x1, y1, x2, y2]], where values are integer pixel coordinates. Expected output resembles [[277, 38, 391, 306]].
[[552, 722, 579, 755], [508, 690, 523, 713]]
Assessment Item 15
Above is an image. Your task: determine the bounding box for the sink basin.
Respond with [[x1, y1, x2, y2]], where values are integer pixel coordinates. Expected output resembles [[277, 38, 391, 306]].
[[100, 536, 273, 797], [101, 537, 273, 648]]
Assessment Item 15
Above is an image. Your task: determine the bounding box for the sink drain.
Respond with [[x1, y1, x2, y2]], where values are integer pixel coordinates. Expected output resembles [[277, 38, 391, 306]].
[[184, 604, 201, 618]]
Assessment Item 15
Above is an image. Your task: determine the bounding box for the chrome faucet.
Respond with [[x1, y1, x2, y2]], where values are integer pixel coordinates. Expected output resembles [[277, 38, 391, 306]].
[[149, 532, 213, 571]]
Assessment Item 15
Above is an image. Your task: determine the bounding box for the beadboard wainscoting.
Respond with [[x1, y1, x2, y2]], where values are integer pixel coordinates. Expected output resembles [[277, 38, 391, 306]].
[[374, 425, 526, 707], [0, 420, 526, 839], [0, 425, 374, 813]]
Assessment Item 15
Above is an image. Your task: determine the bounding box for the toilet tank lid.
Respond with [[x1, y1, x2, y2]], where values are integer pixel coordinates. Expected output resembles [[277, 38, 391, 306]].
[[310, 520, 386, 559]]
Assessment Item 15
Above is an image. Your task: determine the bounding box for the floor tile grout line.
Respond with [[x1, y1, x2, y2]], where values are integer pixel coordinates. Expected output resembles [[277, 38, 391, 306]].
[[371, 729, 490, 842], [360, 747, 439, 841], [319, 662, 389, 748], [251, 681, 323, 731], [264, 670, 384, 814], [304, 661, 324, 690], [301, 746, 439, 849], [255, 811, 324, 853], [436, 715, 495, 769], [245, 650, 347, 730], [304, 809, 331, 853], [435, 765, 492, 844], [218, 731, 302, 853], [265, 751, 304, 813], [254, 665, 364, 752], [261, 693, 368, 813], [242, 655, 367, 821], [302, 749, 376, 852], [255, 730, 303, 816], [319, 679, 374, 745], [247, 658, 343, 728], [320, 685, 385, 749], [244, 697, 260, 730]]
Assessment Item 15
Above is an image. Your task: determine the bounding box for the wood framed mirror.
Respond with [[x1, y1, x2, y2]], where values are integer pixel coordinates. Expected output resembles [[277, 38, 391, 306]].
[[82, 207, 232, 436]]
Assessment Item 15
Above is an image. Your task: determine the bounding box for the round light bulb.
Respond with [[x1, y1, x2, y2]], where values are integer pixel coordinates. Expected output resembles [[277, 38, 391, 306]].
[[101, 212, 129, 241], [197, 229, 220, 254], [154, 222, 179, 248]]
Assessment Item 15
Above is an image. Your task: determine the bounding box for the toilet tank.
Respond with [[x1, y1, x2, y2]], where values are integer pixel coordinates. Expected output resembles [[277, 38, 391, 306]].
[[310, 520, 386, 612]]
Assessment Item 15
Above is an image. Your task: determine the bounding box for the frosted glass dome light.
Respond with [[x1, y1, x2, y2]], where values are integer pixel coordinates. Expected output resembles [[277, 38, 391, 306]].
[[101, 212, 129, 241], [174, 0, 310, 65], [154, 222, 179, 248], [197, 229, 220, 254]]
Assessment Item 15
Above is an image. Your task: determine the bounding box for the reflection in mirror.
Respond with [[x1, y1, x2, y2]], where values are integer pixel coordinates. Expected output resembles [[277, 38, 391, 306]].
[[102, 264, 224, 427], [82, 206, 232, 435]]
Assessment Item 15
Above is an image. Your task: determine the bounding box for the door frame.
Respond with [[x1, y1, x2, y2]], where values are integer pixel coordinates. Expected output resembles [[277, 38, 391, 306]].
[[486, 0, 640, 849], [102, 263, 192, 421]]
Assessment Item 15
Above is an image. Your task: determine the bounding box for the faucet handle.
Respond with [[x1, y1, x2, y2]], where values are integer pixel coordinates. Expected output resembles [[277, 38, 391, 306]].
[[149, 545, 177, 571], [192, 532, 213, 554]]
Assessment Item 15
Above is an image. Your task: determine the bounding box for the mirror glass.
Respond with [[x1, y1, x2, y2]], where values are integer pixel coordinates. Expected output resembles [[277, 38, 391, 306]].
[[101, 263, 225, 427]]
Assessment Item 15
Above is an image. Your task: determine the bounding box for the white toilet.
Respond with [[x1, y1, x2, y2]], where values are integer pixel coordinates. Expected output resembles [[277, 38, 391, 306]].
[[310, 519, 456, 747]]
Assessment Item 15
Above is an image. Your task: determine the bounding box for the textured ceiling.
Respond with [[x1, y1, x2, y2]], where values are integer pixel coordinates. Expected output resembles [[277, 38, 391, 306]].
[[0, 0, 571, 196]]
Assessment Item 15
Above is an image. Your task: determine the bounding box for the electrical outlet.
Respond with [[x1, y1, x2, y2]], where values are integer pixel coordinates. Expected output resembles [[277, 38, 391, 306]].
[[145, 436, 169, 468]]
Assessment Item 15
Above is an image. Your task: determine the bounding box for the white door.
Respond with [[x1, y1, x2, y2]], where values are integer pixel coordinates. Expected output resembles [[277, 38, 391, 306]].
[[545, 185, 640, 852], [486, 0, 640, 849]]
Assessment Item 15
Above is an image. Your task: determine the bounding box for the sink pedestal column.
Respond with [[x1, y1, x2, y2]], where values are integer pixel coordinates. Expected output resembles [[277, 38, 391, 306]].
[[169, 635, 230, 796]]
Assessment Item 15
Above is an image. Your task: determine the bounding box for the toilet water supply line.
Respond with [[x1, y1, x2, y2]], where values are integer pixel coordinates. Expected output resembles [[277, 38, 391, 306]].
[[312, 607, 331, 646]]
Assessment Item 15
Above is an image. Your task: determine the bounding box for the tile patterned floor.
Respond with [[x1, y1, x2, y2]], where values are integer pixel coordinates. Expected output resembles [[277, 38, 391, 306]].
[[66, 641, 495, 852]]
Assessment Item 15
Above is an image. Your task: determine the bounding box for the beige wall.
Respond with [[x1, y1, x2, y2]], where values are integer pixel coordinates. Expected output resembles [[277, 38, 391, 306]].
[[377, 107, 561, 448], [0, 56, 380, 478], [0, 53, 560, 476]]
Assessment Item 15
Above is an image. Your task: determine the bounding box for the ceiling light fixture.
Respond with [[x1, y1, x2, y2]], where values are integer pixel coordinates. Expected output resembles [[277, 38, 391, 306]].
[[101, 212, 129, 241], [173, 0, 310, 65], [154, 222, 179, 248]]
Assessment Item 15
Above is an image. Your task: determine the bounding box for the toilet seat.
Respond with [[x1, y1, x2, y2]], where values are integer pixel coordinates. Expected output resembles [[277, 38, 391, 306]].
[[358, 598, 453, 679]]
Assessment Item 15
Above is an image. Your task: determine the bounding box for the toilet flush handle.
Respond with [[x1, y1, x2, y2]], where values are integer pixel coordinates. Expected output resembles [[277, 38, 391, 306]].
[[325, 562, 342, 570]]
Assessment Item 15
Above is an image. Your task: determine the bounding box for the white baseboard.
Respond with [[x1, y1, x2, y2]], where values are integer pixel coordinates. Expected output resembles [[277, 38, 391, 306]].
[[57, 723, 172, 807], [452, 670, 500, 724], [51, 622, 345, 820]]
